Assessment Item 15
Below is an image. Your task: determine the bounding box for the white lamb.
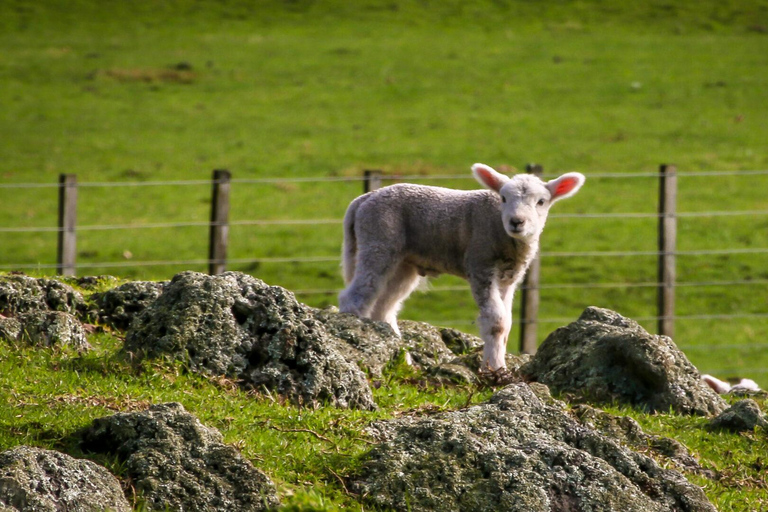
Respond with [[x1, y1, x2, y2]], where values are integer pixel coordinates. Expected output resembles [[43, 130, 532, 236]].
[[701, 374, 761, 394], [338, 163, 585, 371]]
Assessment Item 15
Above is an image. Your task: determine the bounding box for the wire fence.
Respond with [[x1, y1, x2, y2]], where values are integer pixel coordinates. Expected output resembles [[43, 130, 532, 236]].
[[2, 168, 768, 376], [5, 211, 768, 234]]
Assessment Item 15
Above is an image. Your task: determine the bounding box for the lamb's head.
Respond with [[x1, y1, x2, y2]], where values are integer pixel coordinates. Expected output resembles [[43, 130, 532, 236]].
[[472, 163, 585, 241]]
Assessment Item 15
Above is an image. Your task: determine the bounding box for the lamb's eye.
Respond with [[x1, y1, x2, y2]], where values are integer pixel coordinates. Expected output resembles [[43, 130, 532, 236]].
[[501, 196, 506, 203], [537, 199, 546, 206]]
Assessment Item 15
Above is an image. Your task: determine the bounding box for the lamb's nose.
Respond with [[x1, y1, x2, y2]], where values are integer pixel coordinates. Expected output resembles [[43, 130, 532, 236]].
[[510, 218, 525, 230]]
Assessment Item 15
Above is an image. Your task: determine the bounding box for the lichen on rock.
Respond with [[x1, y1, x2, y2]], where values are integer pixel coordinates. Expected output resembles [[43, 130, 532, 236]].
[[315, 308, 410, 377], [0, 275, 85, 316], [709, 399, 768, 432], [317, 309, 475, 378], [0, 445, 130, 512], [353, 382, 716, 512], [1, 310, 89, 351], [80, 402, 280, 511], [125, 271, 376, 409], [92, 280, 167, 330], [0, 275, 90, 351], [522, 307, 727, 415], [572, 403, 704, 473], [315, 308, 524, 386]]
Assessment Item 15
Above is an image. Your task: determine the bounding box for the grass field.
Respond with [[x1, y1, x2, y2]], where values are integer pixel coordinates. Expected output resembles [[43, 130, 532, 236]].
[[1, 2, 768, 371], [1, 311, 767, 511], [2, 2, 768, 510]]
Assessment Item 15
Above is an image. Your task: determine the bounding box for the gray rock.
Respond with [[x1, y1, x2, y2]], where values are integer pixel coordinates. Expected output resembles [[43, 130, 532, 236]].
[[80, 402, 279, 511], [125, 271, 375, 409], [317, 312, 472, 369], [398, 321, 486, 384], [315, 308, 408, 377], [0, 316, 21, 341], [0, 445, 130, 512], [124, 271, 532, 405], [522, 307, 727, 415], [399, 320, 470, 367], [0, 311, 89, 351], [354, 382, 715, 512], [0, 275, 85, 316], [316, 307, 520, 386], [0, 275, 90, 351], [92, 280, 166, 330], [73, 275, 121, 291], [315, 309, 486, 382], [427, 361, 480, 384], [449, 348, 532, 375], [572, 404, 704, 473], [432, 350, 532, 385], [709, 399, 768, 432], [438, 327, 484, 355]]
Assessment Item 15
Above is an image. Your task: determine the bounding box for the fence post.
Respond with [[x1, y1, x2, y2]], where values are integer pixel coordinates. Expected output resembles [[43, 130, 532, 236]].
[[363, 170, 383, 193], [57, 174, 78, 276], [209, 169, 231, 275], [519, 163, 543, 354], [657, 164, 677, 338]]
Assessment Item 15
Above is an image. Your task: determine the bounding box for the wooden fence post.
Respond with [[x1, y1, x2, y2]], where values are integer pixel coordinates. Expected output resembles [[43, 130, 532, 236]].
[[657, 164, 677, 338], [519, 164, 543, 354], [363, 170, 383, 193], [209, 169, 231, 275], [57, 174, 78, 276]]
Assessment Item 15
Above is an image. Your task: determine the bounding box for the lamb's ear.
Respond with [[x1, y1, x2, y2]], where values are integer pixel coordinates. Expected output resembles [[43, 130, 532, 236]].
[[472, 163, 509, 193], [546, 172, 585, 203]]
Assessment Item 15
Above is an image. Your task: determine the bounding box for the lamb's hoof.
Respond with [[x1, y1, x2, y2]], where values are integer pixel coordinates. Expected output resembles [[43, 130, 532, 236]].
[[477, 365, 520, 386]]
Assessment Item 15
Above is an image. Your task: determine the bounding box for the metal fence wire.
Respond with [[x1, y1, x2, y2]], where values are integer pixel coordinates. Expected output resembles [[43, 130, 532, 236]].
[[1, 167, 768, 374]]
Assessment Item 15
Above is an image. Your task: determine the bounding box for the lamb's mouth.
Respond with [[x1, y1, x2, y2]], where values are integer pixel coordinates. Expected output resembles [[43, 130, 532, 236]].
[[506, 228, 534, 240]]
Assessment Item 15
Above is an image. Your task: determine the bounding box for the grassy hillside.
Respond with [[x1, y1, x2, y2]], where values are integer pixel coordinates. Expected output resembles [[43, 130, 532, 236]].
[[1, 0, 767, 377], [1, 280, 767, 511]]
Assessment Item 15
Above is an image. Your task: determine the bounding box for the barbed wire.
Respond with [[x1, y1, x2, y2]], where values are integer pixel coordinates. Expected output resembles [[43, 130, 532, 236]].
[[542, 248, 768, 258], [681, 344, 768, 351], [3, 246, 768, 271], [697, 367, 768, 375], [0, 256, 341, 270], [2, 170, 766, 375], [293, 278, 768, 296], [0, 180, 215, 189], [419, 312, 768, 327], [2, 168, 768, 190], [0, 219, 343, 233], [552, 209, 768, 219], [2, 208, 768, 233]]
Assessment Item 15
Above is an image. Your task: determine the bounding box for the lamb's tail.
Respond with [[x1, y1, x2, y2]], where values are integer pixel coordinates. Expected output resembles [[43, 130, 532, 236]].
[[341, 193, 372, 285]]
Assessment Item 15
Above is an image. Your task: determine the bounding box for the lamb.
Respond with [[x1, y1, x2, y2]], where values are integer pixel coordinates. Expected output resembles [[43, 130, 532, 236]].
[[702, 374, 761, 394], [338, 163, 585, 371]]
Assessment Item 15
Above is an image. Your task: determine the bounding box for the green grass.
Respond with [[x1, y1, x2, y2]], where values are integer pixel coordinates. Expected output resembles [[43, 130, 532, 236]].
[[0, 331, 489, 510], [2, 323, 767, 510], [606, 402, 768, 512], [0, 0, 768, 416]]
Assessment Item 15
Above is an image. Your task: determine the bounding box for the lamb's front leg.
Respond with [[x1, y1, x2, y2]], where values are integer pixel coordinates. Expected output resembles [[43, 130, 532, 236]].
[[471, 276, 511, 371], [501, 282, 516, 345]]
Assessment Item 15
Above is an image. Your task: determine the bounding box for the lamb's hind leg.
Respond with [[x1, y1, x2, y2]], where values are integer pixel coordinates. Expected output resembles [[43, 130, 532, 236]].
[[369, 263, 421, 335], [338, 246, 400, 320]]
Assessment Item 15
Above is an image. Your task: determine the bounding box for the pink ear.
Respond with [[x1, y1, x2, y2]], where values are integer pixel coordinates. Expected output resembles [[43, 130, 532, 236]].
[[472, 163, 508, 192], [548, 172, 585, 201], [554, 177, 579, 197]]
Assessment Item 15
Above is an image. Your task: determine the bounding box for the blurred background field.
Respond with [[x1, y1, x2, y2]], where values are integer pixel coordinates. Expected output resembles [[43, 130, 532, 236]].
[[1, 0, 767, 378]]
